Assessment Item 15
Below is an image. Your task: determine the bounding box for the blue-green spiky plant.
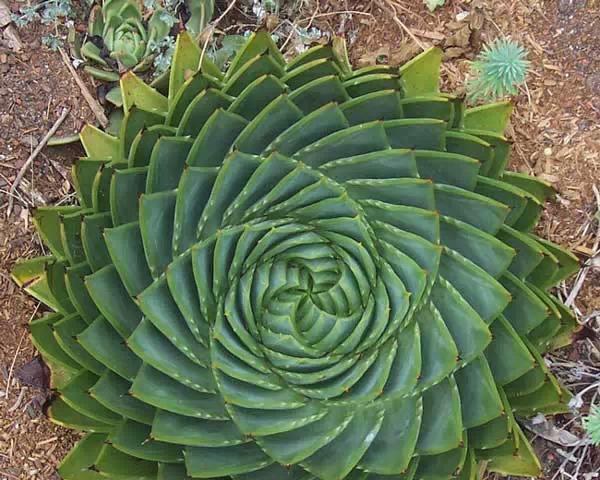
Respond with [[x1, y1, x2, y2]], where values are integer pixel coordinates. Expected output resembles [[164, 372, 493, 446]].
[[467, 38, 530, 103], [13, 32, 580, 480], [583, 404, 600, 446]]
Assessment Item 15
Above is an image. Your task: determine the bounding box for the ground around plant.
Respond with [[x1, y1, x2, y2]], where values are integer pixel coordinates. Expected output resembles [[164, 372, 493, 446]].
[[0, 1, 598, 479]]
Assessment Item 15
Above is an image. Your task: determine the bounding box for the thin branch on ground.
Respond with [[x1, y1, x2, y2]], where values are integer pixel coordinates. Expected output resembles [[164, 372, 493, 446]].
[[7, 387, 26, 413], [566, 268, 590, 308], [213, 0, 238, 28], [566, 184, 600, 308], [4, 331, 26, 401], [57, 47, 108, 128], [199, 0, 238, 67], [550, 441, 586, 480], [382, 0, 427, 51], [0, 170, 30, 206], [296, 10, 372, 24], [385, 0, 423, 19], [523, 80, 535, 120], [6, 108, 69, 217], [282, 3, 321, 51]]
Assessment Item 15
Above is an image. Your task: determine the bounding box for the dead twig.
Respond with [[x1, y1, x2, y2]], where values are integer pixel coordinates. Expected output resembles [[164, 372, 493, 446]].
[[296, 10, 372, 24], [0, 470, 19, 480], [199, 0, 238, 68], [7, 387, 26, 413], [566, 184, 600, 308], [384, 0, 423, 19], [4, 331, 26, 400], [551, 442, 585, 480], [382, 0, 427, 51], [213, 0, 238, 27], [282, 3, 321, 51], [6, 108, 69, 217], [567, 267, 590, 308], [58, 47, 108, 128]]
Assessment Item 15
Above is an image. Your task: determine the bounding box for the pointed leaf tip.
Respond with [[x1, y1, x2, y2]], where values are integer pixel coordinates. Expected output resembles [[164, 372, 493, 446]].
[[464, 101, 513, 135], [400, 47, 443, 96], [120, 72, 169, 116]]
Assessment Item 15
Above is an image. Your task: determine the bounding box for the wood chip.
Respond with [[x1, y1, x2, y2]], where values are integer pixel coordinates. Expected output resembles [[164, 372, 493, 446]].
[[575, 245, 596, 257], [0, 0, 11, 28], [411, 29, 445, 41]]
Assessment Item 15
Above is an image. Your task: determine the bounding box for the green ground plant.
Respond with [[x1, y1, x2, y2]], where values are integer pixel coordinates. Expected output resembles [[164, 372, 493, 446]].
[[13, 31, 579, 480], [467, 38, 530, 103], [11, 0, 78, 51], [583, 404, 600, 446]]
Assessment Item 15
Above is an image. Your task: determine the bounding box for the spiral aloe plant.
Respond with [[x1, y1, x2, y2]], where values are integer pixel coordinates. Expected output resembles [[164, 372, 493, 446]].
[[13, 31, 580, 480]]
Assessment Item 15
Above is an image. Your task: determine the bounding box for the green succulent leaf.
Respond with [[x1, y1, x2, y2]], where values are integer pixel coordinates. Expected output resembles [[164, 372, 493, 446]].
[[14, 32, 577, 480], [583, 404, 600, 446]]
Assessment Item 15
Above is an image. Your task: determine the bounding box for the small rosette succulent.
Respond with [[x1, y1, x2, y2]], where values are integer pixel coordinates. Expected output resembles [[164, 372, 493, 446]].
[[81, 0, 171, 82], [13, 32, 580, 480]]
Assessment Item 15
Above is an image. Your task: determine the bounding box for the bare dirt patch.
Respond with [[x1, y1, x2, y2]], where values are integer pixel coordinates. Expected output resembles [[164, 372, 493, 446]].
[[0, 8, 94, 479]]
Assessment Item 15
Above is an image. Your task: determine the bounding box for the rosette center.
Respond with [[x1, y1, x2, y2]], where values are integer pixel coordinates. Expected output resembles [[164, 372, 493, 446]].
[[209, 218, 412, 387]]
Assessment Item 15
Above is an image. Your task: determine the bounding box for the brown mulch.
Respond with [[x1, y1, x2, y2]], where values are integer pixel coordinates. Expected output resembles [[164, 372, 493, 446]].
[[0, 0, 599, 479], [0, 5, 95, 480]]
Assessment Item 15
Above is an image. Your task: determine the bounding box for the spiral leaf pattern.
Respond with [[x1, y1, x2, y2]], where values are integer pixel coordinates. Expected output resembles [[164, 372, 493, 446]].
[[13, 32, 580, 480]]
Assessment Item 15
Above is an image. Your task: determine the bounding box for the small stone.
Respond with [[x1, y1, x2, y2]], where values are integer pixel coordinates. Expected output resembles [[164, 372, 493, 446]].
[[455, 11, 469, 21], [544, 147, 553, 156], [0, 53, 6, 63], [0, 114, 10, 124]]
